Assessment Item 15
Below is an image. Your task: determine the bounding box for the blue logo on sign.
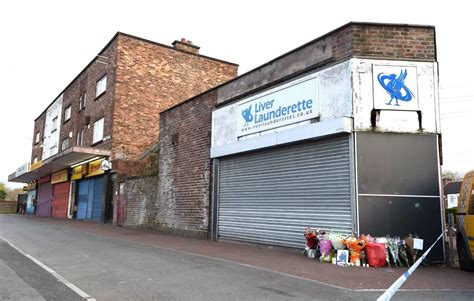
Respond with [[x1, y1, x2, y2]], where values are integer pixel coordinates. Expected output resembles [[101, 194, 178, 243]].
[[241, 104, 253, 125], [377, 69, 414, 106]]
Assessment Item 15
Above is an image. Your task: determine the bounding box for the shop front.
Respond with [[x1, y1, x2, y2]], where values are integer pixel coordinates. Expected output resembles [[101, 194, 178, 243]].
[[51, 169, 70, 219], [37, 175, 52, 217], [72, 159, 108, 222], [8, 147, 112, 221], [210, 57, 444, 261]]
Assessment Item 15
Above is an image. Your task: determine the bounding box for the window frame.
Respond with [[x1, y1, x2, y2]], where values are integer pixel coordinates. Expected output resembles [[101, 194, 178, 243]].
[[76, 129, 84, 146], [51, 116, 58, 133], [92, 117, 104, 144], [64, 105, 72, 122], [35, 132, 40, 144], [79, 93, 86, 111], [49, 144, 57, 156], [61, 138, 70, 151], [95, 75, 107, 98]]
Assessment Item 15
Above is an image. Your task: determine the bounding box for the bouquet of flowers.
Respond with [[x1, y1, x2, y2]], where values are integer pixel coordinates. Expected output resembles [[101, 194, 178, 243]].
[[318, 233, 333, 262], [344, 237, 368, 264], [303, 227, 323, 258], [328, 232, 347, 250]]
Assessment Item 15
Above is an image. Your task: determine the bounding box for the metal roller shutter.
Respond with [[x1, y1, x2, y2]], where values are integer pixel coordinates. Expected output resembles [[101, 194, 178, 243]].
[[37, 182, 52, 217], [52, 182, 70, 219], [76, 180, 89, 220], [91, 176, 104, 222], [76, 176, 104, 221], [217, 136, 352, 248]]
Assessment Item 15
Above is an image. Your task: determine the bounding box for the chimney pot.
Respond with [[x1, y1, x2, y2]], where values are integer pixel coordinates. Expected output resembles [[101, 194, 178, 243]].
[[172, 38, 200, 54]]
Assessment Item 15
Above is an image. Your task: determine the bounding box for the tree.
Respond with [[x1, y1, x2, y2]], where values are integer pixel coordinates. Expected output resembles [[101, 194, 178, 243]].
[[0, 183, 6, 200], [443, 170, 464, 182], [6, 187, 24, 202]]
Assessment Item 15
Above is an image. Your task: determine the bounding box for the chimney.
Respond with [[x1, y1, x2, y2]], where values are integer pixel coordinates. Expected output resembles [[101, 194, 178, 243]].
[[172, 38, 200, 54]]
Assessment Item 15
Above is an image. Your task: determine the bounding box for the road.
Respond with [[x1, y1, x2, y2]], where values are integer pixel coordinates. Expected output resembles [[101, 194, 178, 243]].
[[0, 215, 472, 300]]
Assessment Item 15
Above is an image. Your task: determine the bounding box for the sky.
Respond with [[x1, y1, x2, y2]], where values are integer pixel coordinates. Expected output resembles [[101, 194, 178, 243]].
[[1, 0, 473, 188]]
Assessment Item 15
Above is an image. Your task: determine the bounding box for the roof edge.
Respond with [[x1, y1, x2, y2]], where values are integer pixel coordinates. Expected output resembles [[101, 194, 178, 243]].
[[35, 31, 239, 121]]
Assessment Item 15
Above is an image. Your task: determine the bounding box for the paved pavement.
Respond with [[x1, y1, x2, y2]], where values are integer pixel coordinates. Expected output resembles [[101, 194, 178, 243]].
[[0, 215, 473, 300]]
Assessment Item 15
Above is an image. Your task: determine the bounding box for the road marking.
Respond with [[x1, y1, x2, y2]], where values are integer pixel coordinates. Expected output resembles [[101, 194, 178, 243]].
[[1, 237, 95, 301]]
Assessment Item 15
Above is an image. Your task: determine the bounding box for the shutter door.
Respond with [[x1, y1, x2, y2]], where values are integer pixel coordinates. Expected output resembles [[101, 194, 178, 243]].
[[37, 182, 52, 217], [91, 176, 104, 222], [217, 136, 352, 248], [52, 182, 70, 218], [76, 180, 90, 220]]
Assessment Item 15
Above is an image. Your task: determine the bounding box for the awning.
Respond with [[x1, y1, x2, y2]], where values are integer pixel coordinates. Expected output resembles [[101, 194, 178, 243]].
[[8, 146, 111, 183]]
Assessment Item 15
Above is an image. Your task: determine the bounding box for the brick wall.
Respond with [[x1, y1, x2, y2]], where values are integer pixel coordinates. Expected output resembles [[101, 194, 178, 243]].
[[352, 24, 435, 60], [31, 113, 46, 163], [112, 34, 238, 177], [155, 89, 218, 238], [332, 23, 436, 61], [122, 175, 157, 227], [59, 39, 117, 153], [0, 201, 17, 214]]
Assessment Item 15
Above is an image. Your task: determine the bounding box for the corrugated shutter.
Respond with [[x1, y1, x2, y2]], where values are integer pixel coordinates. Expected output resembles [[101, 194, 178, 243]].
[[217, 136, 352, 248], [52, 182, 70, 218], [91, 176, 104, 221], [37, 182, 52, 217], [76, 180, 89, 220], [76, 176, 104, 221]]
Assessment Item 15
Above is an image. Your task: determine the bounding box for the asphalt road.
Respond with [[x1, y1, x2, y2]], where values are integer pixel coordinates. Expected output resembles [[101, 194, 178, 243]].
[[0, 215, 472, 301]]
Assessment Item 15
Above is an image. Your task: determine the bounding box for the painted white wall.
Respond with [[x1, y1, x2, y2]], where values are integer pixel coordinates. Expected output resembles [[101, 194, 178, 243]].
[[42, 94, 63, 160], [352, 58, 439, 133], [212, 60, 353, 148]]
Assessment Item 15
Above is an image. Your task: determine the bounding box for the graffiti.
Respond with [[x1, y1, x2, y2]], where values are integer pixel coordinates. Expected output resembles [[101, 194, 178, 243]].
[[377, 69, 414, 106], [241, 104, 253, 125]]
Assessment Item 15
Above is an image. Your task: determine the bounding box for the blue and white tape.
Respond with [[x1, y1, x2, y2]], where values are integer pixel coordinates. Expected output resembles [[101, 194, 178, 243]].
[[377, 232, 445, 301]]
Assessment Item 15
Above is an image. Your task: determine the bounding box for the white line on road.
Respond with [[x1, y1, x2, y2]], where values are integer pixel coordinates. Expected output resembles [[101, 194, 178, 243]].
[[1, 237, 96, 301]]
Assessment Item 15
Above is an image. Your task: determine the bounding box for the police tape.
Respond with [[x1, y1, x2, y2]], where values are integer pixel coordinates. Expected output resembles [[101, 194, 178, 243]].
[[377, 231, 445, 301]]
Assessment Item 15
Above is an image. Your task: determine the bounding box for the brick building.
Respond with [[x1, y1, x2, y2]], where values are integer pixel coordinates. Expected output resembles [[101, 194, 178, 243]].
[[9, 33, 237, 223], [151, 22, 444, 261]]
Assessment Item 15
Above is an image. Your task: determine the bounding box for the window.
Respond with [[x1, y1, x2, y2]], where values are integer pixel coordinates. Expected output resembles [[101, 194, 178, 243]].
[[51, 116, 58, 133], [33, 157, 38, 164], [96, 75, 107, 97], [79, 93, 86, 111], [469, 185, 474, 215], [92, 117, 104, 144], [64, 106, 71, 122], [76, 129, 84, 146], [50, 144, 57, 156], [62, 138, 70, 151], [35, 132, 40, 144]]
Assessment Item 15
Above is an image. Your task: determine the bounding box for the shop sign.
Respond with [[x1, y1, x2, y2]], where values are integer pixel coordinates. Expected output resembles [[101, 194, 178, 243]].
[[15, 162, 30, 177], [51, 169, 68, 184], [86, 159, 105, 177], [237, 77, 319, 136], [373, 65, 419, 111], [71, 166, 83, 180], [30, 160, 43, 171]]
